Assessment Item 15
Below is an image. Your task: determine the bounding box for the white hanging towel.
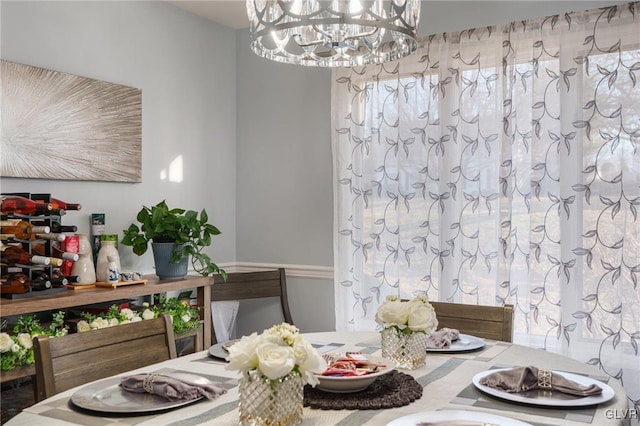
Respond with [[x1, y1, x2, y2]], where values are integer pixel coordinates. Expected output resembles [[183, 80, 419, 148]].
[[210, 300, 239, 343]]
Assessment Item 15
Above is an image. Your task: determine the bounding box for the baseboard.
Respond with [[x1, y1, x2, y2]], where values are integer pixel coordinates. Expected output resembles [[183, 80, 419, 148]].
[[217, 262, 334, 280]]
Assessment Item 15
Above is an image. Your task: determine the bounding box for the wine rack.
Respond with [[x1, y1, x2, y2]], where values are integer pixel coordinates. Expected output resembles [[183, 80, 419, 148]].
[[0, 192, 77, 299]]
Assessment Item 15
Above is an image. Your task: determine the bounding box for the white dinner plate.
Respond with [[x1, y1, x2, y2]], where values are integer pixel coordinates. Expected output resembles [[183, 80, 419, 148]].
[[387, 409, 533, 426], [208, 343, 228, 360], [70, 372, 209, 413], [315, 355, 395, 393], [426, 333, 485, 353], [472, 368, 615, 407]]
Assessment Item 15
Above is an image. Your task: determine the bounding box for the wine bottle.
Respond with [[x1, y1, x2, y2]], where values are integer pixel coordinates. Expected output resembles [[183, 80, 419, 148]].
[[30, 196, 81, 211], [34, 232, 66, 242], [50, 269, 77, 285], [0, 244, 50, 266], [53, 251, 78, 261], [46, 257, 64, 267], [20, 246, 63, 266], [1, 273, 31, 294], [0, 195, 53, 215], [24, 243, 65, 266], [0, 220, 51, 240], [51, 276, 69, 287], [31, 220, 78, 233], [31, 242, 80, 261], [30, 272, 52, 291]]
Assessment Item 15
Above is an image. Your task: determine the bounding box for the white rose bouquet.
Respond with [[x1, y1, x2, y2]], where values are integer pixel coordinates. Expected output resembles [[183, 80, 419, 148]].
[[226, 323, 326, 386], [375, 295, 438, 335]]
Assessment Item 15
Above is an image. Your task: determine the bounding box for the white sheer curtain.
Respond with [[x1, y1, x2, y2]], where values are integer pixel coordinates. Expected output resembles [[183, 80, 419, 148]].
[[332, 2, 639, 411]]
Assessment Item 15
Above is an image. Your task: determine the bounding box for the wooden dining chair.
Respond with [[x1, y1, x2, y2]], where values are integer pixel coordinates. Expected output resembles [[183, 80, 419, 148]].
[[430, 301, 514, 342], [211, 268, 293, 344], [33, 313, 177, 402]]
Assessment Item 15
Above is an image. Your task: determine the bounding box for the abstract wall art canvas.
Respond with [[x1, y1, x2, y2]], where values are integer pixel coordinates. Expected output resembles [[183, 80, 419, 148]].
[[1, 60, 142, 182]]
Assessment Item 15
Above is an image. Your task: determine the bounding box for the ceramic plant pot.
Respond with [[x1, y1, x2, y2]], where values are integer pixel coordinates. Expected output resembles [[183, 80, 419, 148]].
[[151, 242, 188, 279]]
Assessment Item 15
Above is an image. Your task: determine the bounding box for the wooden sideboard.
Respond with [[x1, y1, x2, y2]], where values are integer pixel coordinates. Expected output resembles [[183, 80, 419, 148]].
[[0, 274, 215, 384]]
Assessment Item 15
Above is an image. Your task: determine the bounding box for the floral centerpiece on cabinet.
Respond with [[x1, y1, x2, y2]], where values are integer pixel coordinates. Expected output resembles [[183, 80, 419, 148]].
[[0, 296, 201, 372], [76, 296, 200, 336], [226, 323, 326, 426], [375, 295, 438, 370], [0, 312, 68, 371]]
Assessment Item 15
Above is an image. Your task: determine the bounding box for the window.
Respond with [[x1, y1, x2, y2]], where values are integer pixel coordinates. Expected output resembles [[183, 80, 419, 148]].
[[333, 4, 639, 406]]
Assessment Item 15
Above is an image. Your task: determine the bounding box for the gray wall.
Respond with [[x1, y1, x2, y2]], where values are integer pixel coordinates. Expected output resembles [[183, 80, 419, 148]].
[[235, 29, 335, 333], [417, 1, 619, 35], [0, 0, 237, 273]]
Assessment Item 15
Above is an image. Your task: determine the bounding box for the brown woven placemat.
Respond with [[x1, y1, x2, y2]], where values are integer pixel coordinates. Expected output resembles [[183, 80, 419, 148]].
[[304, 370, 422, 410]]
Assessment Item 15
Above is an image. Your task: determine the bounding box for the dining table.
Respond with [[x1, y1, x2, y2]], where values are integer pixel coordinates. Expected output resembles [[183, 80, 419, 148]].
[[5, 331, 630, 426]]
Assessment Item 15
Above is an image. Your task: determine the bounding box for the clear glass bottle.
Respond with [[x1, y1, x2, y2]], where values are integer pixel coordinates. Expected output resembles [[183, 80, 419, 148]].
[[0, 220, 50, 240]]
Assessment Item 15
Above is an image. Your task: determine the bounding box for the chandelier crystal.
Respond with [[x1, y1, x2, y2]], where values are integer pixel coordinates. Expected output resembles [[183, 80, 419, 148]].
[[246, 0, 421, 67]]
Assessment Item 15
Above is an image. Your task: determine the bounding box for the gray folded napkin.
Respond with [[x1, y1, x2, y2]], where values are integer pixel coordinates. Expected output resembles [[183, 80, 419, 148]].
[[121, 373, 227, 401], [426, 328, 460, 349], [478, 366, 602, 396]]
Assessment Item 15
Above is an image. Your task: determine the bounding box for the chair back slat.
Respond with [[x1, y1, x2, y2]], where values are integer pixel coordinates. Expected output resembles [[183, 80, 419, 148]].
[[46, 317, 174, 357], [211, 269, 293, 344], [34, 313, 176, 402], [430, 301, 514, 342], [211, 278, 283, 300]]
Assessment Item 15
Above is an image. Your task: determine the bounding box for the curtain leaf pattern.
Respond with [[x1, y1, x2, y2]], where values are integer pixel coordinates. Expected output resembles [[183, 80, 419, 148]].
[[332, 2, 639, 411]]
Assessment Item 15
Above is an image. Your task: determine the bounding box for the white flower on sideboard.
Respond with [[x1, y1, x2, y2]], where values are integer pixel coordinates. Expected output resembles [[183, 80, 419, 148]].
[[0, 333, 13, 353], [17, 333, 33, 349], [142, 309, 155, 320]]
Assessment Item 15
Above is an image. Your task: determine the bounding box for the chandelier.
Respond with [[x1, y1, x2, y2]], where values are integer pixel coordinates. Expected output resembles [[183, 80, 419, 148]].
[[246, 0, 421, 67]]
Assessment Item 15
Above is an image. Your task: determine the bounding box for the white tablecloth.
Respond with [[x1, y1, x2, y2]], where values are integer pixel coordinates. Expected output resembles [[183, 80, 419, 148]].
[[6, 331, 630, 426]]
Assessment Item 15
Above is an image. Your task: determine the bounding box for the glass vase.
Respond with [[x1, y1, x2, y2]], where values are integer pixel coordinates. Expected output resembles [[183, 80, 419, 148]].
[[381, 327, 428, 370], [238, 370, 303, 426]]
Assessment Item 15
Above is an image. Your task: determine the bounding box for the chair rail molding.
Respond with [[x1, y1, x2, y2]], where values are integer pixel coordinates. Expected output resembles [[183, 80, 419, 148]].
[[218, 262, 333, 280]]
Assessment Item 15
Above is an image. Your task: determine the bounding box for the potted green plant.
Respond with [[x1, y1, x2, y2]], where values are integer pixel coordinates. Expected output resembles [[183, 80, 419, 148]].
[[121, 200, 226, 280]]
